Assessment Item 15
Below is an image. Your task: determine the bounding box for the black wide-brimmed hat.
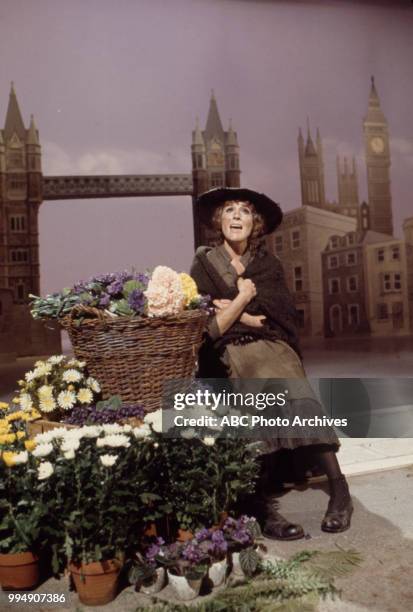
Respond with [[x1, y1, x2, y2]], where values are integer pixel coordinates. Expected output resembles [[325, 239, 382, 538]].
[[197, 187, 283, 235]]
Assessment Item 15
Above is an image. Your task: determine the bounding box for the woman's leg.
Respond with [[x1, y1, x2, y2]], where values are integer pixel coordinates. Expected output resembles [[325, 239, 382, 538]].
[[315, 446, 353, 533]]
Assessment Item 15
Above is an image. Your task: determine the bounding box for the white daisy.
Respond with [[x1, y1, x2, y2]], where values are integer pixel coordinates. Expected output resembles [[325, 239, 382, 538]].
[[86, 377, 101, 393], [100, 454, 118, 467], [33, 363, 52, 378], [38, 385, 54, 398], [39, 397, 57, 413], [19, 393, 33, 411], [63, 449, 75, 460], [67, 358, 86, 368], [57, 390, 76, 410], [96, 434, 130, 449], [32, 443, 53, 458], [77, 388, 93, 404], [48, 355, 65, 365], [62, 369, 83, 384], [37, 461, 54, 480], [24, 370, 36, 383], [13, 451, 28, 464]]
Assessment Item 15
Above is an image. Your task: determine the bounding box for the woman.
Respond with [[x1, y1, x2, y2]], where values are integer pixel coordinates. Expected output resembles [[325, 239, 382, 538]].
[[190, 187, 353, 540]]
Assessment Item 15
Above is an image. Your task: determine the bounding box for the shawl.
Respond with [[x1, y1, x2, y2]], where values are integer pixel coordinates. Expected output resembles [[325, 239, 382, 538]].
[[190, 245, 302, 376]]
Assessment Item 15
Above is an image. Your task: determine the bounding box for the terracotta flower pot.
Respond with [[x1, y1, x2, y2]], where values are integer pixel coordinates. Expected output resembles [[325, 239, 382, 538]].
[[69, 559, 121, 606], [0, 551, 39, 590], [143, 522, 157, 537], [177, 528, 193, 542]]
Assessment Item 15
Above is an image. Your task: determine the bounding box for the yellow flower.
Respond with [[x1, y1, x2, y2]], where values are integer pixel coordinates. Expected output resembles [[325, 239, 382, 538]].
[[12, 397, 21, 405], [0, 402, 9, 410], [24, 439, 36, 451], [179, 273, 199, 307], [16, 431, 26, 440], [0, 433, 16, 444], [2, 451, 17, 467], [0, 418, 9, 428], [6, 411, 25, 422]]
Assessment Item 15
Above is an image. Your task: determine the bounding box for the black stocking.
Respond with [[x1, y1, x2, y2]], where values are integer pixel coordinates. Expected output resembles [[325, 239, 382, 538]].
[[314, 445, 351, 508], [315, 447, 342, 481]]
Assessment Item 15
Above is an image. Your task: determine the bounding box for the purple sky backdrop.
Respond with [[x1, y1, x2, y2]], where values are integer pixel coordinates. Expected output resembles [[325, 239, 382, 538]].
[[1, 0, 412, 294]]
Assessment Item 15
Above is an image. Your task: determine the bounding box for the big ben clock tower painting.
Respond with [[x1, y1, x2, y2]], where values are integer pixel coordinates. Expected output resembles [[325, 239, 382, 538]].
[[363, 76, 393, 236]]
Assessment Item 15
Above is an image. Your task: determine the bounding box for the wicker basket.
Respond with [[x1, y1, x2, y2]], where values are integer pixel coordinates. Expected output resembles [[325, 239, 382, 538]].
[[60, 305, 207, 412]]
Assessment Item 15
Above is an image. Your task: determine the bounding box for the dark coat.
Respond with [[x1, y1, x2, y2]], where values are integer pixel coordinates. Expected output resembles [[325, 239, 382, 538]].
[[190, 245, 302, 377]]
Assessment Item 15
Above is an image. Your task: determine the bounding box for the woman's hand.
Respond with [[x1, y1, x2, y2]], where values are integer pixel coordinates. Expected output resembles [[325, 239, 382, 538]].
[[237, 277, 257, 303], [240, 313, 266, 328]]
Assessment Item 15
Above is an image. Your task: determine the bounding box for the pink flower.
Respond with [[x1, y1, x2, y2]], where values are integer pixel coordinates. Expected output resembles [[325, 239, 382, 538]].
[[144, 266, 185, 317]]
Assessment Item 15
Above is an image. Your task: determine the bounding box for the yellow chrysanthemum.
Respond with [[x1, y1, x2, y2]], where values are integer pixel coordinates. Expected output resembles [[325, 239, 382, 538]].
[[0, 434, 16, 445], [6, 411, 25, 422], [16, 431, 26, 440], [179, 273, 199, 307], [24, 439, 37, 451], [0, 402, 9, 410], [2, 451, 17, 467]]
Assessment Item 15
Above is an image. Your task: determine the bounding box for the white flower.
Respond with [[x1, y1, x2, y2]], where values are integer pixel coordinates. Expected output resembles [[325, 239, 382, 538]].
[[62, 369, 83, 384], [102, 424, 124, 435], [86, 377, 101, 393], [122, 424, 132, 433], [48, 355, 65, 365], [33, 363, 53, 378], [67, 358, 86, 368], [144, 409, 163, 433], [34, 427, 68, 445], [63, 449, 75, 460], [32, 443, 53, 458], [19, 393, 33, 411], [24, 370, 36, 383], [13, 451, 28, 464], [100, 454, 118, 467], [38, 385, 54, 398], [57, 390, 76, 410], [77, 388, 93, 404], [132, 424, 151, 439], [38, 461, 54, 480], [61, 438, 80, 453], [96, 434, 130, 449], [79, 425, 101, 438], [39, 396, 57, 413], [203, 436, 215, 446]]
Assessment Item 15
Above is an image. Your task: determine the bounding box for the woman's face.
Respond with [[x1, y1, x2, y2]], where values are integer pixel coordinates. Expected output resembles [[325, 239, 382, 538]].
[[220, 200, 254, 244]]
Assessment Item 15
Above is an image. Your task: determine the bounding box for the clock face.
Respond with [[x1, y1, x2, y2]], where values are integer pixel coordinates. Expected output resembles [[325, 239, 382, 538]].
[[370, 136, 385, 154]]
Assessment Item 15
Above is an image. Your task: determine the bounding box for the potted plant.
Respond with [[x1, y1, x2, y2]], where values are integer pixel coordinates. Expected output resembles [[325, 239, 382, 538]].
[[157, 540, 209, 601], [222, 515, 265, 577], [194, 527, 228, 587], [34, 422, 163, 605], [0, 405, 47, 589], [145, 416, 259, 537], [128, 539, 167, 595]]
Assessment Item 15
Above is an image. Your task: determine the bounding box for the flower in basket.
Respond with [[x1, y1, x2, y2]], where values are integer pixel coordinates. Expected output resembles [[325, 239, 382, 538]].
[[144, 266, 186, 317], [16, 355, 101, 421], [63, 395, 145, 426]]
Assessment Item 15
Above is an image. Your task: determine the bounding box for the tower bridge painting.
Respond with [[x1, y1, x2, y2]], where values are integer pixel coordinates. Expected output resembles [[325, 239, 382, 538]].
[[0, 79, 412, 361]]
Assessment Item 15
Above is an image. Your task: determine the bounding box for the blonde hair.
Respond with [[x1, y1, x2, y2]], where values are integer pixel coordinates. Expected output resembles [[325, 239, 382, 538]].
[[210, 200, 266, 253]]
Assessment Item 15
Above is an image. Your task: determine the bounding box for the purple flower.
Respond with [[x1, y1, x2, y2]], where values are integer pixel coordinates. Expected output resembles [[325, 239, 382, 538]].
[[128, 289, 146, 313], [99, 293, 111, 307], [92, 273, 116, 285], [194, 528, 210, 543], [182, 542, 205, 565], [145, 537, 165, 565], [107, 280, 124, 295]]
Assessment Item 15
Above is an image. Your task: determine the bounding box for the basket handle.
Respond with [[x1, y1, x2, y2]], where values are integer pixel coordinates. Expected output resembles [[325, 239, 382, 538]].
[[68, 303, 107, 323]]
